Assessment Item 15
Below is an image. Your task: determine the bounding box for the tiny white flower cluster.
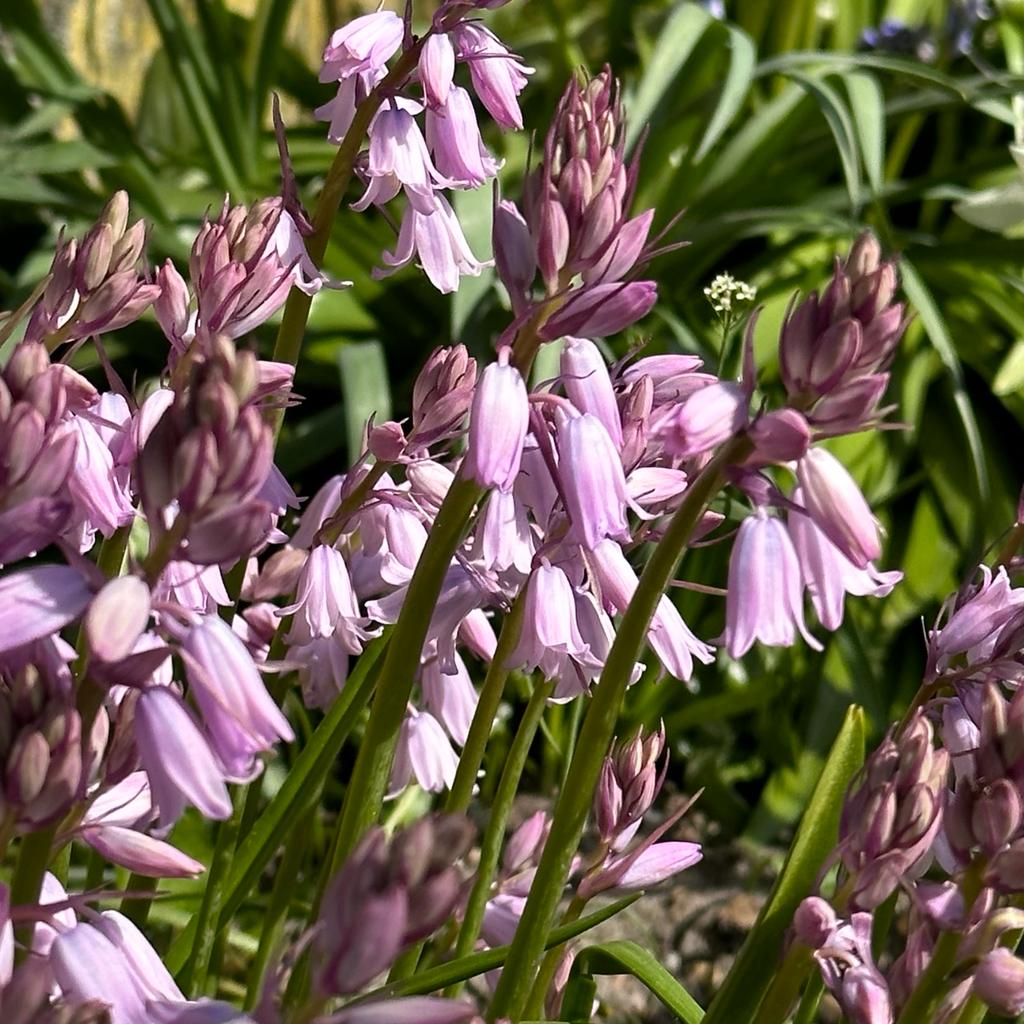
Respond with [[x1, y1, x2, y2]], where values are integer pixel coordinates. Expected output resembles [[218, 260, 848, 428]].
[[704, 272, 757, 316]]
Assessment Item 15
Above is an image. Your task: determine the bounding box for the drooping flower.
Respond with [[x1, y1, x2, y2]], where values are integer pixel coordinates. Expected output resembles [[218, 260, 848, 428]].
[[464, 348, 528, 491], [724, 507, 822, 658]]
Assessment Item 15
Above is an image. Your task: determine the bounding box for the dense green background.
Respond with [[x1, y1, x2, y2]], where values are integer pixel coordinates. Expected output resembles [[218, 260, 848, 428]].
[[3, 0, 1024, 849]]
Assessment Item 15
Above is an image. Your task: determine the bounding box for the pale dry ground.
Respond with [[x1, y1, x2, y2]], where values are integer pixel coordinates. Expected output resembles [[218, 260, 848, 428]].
[[37, 0, 370, 115]]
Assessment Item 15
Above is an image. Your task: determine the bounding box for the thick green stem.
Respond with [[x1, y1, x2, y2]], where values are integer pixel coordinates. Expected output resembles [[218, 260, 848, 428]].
[[268, 43, 424, 398], [10, 827, 56, 957], [326, 477, 482, 870], [179, 788, 246, 996], [524, 894, 587, 1018], [445, 594, 525, 813], [120, 874, 160, 927], [246, 806, 313, 1009], [792, 973, 824, 1024], [751, 942, 814, 1024], [446, 678, 554, 997], [895, 862, 986, 1024], [486, 435, 750, 1022]]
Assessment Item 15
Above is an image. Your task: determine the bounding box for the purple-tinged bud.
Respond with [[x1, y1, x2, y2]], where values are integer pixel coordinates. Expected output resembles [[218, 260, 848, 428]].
[[452, 23, 533, 132], [561, 337, 622, 448], [536, 197, 570, 291], [542, 281, 657, 340], [793, 897, 838, 948], [852, 264, 897, 322], [503, 810, 549, 874], [974, 949, 1024, 1018], [420, 32, 455, 108], [840, 964, 893, 1024], [493, 199, 536, 310], [84, 576, 151, 664], [368, 421, 408, 462], [410, 344, 477, 447], [845, 232, 883, 280], [595, 757, 623, 842], [971, 779, 1023, 855], [797, 447, 881, 568], [664, 381, 748, 458], [8, 731, 49, 805], [79, 224, 115, 292], [464, 348, 528, 492], [583, 208, 654, 285], [819, 266, 852, 324], [746, 409, 810, 466]]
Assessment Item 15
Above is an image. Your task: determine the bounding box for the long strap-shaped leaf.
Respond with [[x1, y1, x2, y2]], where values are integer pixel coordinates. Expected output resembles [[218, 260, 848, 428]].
[[574, 940, 704, 1024], [361, 895, 641, 1001], [700, 704, 866, 1024]]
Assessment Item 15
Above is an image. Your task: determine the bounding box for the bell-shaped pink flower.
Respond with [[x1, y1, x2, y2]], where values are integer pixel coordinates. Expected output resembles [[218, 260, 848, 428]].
[[507, 561, 590, 678], [725, 508, 822, 658], [0, 564, 92, 654], [182, 615, 294, 780], [453, 23, 533, 131], [788, 491, 901, 631], [320, 11, 404, 82], [464, 348, 528, 492], [135, 686, 232, 829], [426, 86, 501, 187], [355, 106, 453, 214], [558, 412, 631, 550], [282, 544, 374, 653], [471, 488, 534, 574], [376, 192, 489, 294], [664, 381, 748, 457], [421, 651, 478, 745], [390, 708, 459, 794], [796, 447, 881, 568], [589, 539, 713, 681]]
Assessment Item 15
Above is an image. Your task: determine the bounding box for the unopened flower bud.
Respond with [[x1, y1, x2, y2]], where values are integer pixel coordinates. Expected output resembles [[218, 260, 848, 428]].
[[975, 949, 1024, 1018], [793, 896, 837, 948]]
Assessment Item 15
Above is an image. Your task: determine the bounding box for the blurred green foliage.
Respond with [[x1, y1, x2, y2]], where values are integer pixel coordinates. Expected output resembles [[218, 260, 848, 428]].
[[3, 0, 1024, 847]]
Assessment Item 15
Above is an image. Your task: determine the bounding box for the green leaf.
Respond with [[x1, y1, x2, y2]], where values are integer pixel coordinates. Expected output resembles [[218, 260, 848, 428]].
[[452, 184, 496, 337], [370, 895, 641, 999], [899, 258, 990, 510], [994, 338, 1024, 396], [843, 71, 885, 194], [702, 705, 866, 1024], [692, 25, 756, 163], [575, 940, 705, 1023], [337, 340, 392, 463], [164, 635, 387, 975], [785, 71, 861, 208], [0, 140, 116, 175], [625, 2, 713, 152]]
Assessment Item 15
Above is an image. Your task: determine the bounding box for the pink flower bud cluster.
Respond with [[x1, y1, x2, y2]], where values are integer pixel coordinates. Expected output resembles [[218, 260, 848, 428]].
[[789, 523, 1024, 1024], [23, 192, 159, 347]]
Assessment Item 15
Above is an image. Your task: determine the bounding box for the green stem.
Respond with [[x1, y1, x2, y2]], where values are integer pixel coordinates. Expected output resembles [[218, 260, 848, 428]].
[[446, 677, 554, 998], [445, 593, 526, 813], [120, 874, 159, 927], [524, 895, 587, 1019], [317, 460, 392, 546], [268, 41, 425, 399], [246, 805, 313, 1010], [750, 942, 814, 1024], [895, 862, 986, 1024], [326, 476, 482, 871], [792, 973, 824, 1024], [486, 434, 751, 1022], [10, 827, 56, 957], [179, 788, 246, 996]]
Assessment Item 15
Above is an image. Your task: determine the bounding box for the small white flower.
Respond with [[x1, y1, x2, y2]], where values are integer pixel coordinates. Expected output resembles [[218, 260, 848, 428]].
[[704, 272, 757, 316]]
